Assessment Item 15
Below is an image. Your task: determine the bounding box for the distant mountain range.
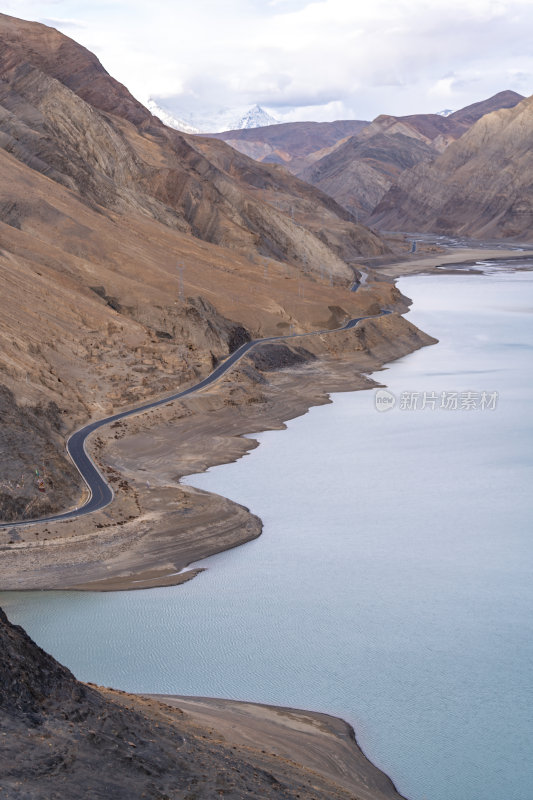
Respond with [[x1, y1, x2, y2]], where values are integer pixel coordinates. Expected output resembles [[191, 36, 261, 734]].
[[298, 90, 525, 220], [147, 100, 279, 133], [203, 119, 370, 172], [209, 90, 526, 225]]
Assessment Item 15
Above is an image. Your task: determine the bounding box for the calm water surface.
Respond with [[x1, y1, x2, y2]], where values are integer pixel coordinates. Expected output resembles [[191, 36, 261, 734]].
[[2, 267, 532, 800]]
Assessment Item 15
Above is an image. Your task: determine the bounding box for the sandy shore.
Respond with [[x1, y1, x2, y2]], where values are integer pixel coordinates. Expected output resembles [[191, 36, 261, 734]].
[[131, 693, 407, 800], [374, 246, 533, 277]]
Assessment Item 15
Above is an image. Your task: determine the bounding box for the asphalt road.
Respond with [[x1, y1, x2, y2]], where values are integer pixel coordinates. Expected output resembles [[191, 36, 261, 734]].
[[1, 298, 390, 529]]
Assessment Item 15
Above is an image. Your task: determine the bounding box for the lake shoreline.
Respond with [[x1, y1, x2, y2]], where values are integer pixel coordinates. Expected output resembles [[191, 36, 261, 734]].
[[139, 694, 408, 800], [3, 257, 531, 800], [0, 282, 435, 591], [3, 246, 531, 594]]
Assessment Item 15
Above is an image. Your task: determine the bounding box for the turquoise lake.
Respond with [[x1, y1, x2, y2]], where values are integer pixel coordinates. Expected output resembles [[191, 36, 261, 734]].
[[2, 265, 532, 800]]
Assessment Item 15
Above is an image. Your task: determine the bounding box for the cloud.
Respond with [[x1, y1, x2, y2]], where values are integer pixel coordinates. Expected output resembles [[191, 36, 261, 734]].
[[5, 0, 533, 122]]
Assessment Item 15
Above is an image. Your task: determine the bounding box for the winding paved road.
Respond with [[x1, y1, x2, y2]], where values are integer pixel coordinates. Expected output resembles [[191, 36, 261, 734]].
[[2, 291, 390, 529]]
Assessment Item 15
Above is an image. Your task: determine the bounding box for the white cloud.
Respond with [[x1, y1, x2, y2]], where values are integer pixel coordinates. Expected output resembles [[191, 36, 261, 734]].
[[3, 0, 533, 122]]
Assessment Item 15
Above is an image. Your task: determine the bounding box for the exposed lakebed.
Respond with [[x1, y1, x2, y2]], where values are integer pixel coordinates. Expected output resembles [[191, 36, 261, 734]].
[[2, 265, 532, 800]]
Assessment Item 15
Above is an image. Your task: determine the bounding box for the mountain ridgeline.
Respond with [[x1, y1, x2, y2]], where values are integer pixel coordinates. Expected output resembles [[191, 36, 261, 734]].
[[295, 90, 527, 224], [211, 90, 530, 234]]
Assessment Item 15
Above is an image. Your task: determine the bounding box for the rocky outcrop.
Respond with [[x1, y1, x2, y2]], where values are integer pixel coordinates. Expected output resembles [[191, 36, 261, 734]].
[[370, 94, 533, 239], [0, 386, 80, 521], [248, 342, 316, 371]]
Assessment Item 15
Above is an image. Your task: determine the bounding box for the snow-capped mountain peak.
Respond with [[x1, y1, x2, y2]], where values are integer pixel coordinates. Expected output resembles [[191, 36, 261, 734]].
[[145, 98, 280, 134], [436, 108, 454, 117], [147, 99, 200, 134], [236, 104, 279, 129]]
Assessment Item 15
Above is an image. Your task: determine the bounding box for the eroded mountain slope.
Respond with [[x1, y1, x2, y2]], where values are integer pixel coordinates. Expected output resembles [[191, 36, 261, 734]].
[[370, 94, 533, 238], [0, 608, 404, 800], [300, 91, 524, 220]]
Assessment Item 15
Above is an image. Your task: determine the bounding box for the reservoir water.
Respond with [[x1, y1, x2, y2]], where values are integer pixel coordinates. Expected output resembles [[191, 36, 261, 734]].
[[2, 266, 532, 800]]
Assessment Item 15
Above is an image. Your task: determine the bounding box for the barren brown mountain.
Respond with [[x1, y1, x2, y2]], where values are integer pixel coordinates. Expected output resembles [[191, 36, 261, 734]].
[[370, 94, 533, 239], [203, 119, 370, 172], [0, 12, 391, 521], [299, 91, 524, 219]]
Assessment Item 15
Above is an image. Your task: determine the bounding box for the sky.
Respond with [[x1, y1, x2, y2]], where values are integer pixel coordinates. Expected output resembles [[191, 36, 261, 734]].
[[3, 0, 533, 126]]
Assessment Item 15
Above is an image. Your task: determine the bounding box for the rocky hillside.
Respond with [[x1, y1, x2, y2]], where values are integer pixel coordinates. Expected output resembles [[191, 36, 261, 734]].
[[0, 387, 80, 522], [300, 130, 436, 219], [204, 119, 370, 172], [0, 12, 385, 272], [300, 91, 524, 220], [0, 608, 404, 799], [370, 94, 533, 239], [0, 12, 390, 520]]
